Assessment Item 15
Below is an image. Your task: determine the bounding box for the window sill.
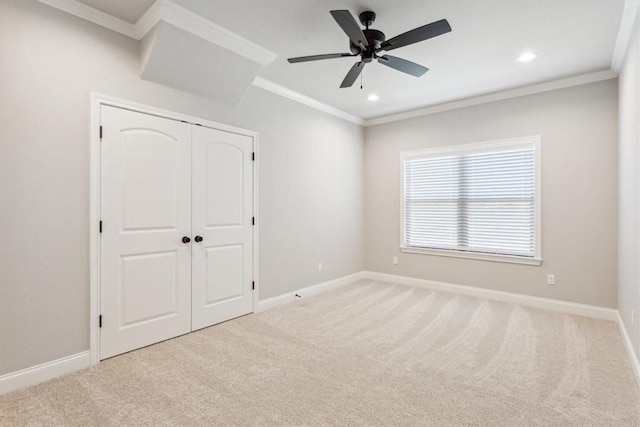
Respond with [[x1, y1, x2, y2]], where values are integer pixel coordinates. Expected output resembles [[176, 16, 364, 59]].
[[400, 247, 542, 266]]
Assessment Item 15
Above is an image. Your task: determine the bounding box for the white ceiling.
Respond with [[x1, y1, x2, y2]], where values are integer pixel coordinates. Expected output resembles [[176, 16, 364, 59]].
[[74, 0, 626, 120]]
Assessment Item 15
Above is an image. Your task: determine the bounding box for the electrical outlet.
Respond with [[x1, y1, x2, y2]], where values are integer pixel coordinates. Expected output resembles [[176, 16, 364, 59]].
[[546, 274, 555, 286], [317, 262, 322, 272], [392, 256, 398, 265]]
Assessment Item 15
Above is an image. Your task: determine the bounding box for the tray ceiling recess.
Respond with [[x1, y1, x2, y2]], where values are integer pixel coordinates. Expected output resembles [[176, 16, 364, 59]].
[[39, 0, 277, 105]]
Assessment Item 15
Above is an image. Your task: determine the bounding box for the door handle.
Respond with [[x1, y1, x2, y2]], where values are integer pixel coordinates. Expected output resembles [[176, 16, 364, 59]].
[[194, 235, 203, 243], [182, 236, 191, 244]]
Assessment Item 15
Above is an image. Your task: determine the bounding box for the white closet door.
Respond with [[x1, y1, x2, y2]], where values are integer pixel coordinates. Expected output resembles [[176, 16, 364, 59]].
[[191, 126, 254, 330], [100, 106, 192, 359]]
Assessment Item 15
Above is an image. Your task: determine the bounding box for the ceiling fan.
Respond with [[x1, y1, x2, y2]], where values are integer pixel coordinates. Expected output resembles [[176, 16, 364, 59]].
[[288, 10, 451, 88]]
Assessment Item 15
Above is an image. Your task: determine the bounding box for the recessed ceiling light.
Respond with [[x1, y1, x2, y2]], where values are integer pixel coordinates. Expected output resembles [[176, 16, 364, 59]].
[[518, 52, 538, 62], [368, 94, 379, 101]]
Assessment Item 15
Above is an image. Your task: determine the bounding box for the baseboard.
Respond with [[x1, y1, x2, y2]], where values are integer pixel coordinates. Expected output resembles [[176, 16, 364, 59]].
[[617, 312, 640, 386], [0, 273, 366, 396], [1, 272, 626, 395], [0, 351, 91, 395], [256, 271, 368, 313], [366, 270, 639, 383], [362, 271, 618, 321], [256, 270, 618, 321]]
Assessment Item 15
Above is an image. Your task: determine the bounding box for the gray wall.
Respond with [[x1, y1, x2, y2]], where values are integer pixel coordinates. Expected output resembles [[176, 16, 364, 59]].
[[0, 0, 364, 375], [0, 0, 628, 379], [618, 10, 640, 361], [364, 80, 618, 308]]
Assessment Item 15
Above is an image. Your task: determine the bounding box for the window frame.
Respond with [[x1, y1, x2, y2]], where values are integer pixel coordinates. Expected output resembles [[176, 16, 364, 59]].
[[400, 135, 542, 266]]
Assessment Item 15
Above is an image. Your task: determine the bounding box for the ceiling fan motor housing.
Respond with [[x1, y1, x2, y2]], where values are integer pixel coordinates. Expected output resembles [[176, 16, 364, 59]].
[[349, 29, 386, 56]]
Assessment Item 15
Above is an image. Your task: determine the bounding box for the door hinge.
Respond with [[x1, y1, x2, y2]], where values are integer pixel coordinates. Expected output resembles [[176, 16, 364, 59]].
[[252, 152, 255, 161], [99, 126, 103, 140], [252, 217, 255, 226], [99, 315, 102, 328], [252, 281, 255, 290], [99, 220, 102, 233]]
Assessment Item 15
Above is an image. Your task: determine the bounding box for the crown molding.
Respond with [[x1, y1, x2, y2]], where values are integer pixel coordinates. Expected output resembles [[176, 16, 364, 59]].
[[611, 0, 640, 72], [134, 0, 163, 38], [38, 0, 277, 66], [363, 69, 618, 127], [137, 1, 277, 65], [251, 77, 365, 126], [38, 0, 138, 37]]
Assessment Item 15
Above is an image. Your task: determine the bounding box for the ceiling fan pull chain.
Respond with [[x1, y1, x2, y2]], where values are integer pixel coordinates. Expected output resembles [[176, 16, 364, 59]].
[[360, 69, 363, 90]]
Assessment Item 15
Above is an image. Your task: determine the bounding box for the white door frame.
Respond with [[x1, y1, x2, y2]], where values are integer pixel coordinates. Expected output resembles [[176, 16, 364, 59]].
[[89, 93, 260, 365]]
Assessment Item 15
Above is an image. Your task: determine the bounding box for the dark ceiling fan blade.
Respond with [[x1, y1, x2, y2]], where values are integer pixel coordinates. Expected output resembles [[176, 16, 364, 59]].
[[288, 53, 355, 63], [340, 62, 364, 88], [377, 55, 429, 77], [379, 19, 451, 52], [330, 10, 369, 49]]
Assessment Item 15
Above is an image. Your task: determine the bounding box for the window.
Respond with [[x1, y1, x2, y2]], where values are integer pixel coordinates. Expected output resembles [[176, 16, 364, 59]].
[[401, 136, 541, 265]]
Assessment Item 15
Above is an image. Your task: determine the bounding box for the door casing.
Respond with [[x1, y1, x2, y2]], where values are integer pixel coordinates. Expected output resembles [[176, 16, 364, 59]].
[[89, 93, 260, 365]]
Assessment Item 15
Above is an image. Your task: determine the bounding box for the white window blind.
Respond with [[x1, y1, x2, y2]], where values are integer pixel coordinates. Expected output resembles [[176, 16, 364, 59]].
[[402, 137, 540, 261]]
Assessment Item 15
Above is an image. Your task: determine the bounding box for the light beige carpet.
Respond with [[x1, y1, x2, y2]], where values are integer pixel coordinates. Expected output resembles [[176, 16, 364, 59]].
[[1, 280, 639, 426]]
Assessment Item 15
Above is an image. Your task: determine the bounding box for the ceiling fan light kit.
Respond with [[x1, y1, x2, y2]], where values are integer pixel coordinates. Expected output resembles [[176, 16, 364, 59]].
[[288, 9, 452, 88]]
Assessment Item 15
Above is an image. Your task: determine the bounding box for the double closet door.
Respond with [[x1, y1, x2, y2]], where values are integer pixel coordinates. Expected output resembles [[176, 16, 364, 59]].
[[100, 106, 254, 360]]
